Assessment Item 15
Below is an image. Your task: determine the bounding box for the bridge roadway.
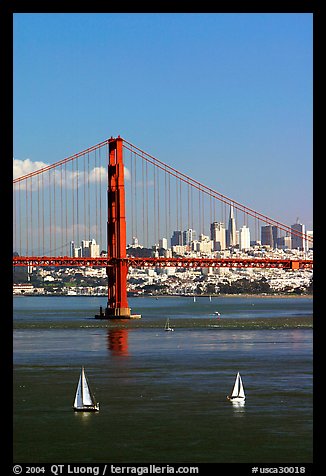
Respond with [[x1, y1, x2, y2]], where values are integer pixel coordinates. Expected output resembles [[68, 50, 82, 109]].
[[13, 256, 313, 270]]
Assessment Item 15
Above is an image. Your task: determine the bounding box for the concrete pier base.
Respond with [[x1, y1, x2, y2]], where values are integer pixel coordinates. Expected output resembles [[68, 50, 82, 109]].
[[95, 306, 141, 319]]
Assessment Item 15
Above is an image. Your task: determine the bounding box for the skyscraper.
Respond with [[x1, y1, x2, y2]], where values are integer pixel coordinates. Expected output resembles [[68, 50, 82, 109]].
[[210, 222, 226, 251], [261, 225, 278, 248], [183, 228, 196, 246], [226, 205, 236, 247], [240, 225, 251, 250], [291, 221, 306, 251], [171, 230, 183, 247]]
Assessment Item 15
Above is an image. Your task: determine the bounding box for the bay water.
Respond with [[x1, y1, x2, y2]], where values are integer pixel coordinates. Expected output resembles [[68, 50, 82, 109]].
[[13, 295, 313, 464]]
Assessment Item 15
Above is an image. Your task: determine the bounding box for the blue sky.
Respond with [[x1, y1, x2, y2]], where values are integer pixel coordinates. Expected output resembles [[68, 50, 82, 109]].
[[13, 13, 313, 230]]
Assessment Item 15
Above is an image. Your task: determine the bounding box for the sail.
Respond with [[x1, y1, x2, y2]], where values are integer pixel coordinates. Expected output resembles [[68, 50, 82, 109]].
[[231, 372, 245, 398], [238, 374, 245, 398], [81, 368, 95, 406], [74, 374, 83, 408]]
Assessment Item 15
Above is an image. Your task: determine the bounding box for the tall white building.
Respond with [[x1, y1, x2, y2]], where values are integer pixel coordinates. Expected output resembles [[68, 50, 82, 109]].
[[306, 230, 313, 250], [159, 237, 168, 249], [226, 205, 237, 247], [183, 228, 196, 246], [194, 234, 213, 253], [239, 225, 251, 250], [70, 238, 100, 257]]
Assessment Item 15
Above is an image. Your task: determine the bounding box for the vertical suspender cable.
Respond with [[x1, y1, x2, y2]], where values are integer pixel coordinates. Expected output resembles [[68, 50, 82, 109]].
[[168, 173, 171, 247], [60, 166, 63, 255], [145, 160, 149, 247], [130, 150, 134, 241], [81, 154, 89, 239], [157, 167, 160, 244], [37, 174, 40, 255], [179, 179, 182, 240], [53, 165, 56, 254], [31, 176, 34, 255], [176, 175, 178, 233], [165, 169, 168, 245], [49, 170, 52, 254], [65, 163, 68, 255], [42, 172, 44, 255], [76, 154, 79, 248], [142, 156, 145, 247], [19, 182, 21, 255], [87, 152, 90, 241], [72, 159, 75, 250], [95, 149, 98, 247], [153, 164, 157, 245], [134, 152, 137, 242], [25, 180, 29, 255]]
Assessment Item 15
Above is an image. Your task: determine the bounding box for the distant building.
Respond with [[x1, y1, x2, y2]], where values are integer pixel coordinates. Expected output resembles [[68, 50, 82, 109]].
[[70, 239, 100, 257], [306, 230, 313, 250], [291, 221, 306, 251], [261, 225, 278, 248], [171, 230, 183, 247], [239, 225, 251, 250], [194, 234, 212, 253], [183, 228, 196, 246], [210, 222, 226, 251], [226, 205, 237, 247], [159, 237, 168, 250], [277, 235, 292, 250]]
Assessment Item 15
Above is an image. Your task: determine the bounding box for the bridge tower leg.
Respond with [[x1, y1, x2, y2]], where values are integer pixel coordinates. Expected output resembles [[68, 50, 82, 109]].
[[105, 136, 131, 318]]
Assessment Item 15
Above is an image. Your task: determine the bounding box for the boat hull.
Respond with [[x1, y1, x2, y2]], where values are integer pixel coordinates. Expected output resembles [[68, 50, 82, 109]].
[[229, 397, 245, 403], [73, 405, 99, 412]]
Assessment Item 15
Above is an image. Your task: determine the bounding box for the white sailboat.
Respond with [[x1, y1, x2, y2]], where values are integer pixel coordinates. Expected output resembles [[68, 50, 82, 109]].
[[164, 318, 174, 332], [73, 367, 100, 412], [227, 372, 245, 403]]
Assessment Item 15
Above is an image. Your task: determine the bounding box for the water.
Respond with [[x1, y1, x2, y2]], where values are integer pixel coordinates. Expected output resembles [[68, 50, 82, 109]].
[[13, 296, 313, 463]]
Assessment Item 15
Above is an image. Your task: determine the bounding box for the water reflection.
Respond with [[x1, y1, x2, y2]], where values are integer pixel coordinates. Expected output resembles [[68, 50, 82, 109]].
[[108, 329, 129, 356], [74, 411, 93, 422], [231, 400, 246, 415]]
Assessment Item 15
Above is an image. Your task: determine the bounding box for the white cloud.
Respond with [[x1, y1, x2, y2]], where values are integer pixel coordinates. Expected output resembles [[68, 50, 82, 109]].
[[13, 159, 108, 189], [13, 158, 48, 180]]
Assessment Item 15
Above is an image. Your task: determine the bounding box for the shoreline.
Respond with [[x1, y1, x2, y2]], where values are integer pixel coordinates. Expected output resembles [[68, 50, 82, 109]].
[[13, 293, 313, 299]]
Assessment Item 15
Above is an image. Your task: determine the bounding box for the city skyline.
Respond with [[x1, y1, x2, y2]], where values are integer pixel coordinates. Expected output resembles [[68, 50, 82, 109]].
[[14, 211, 313, 257]]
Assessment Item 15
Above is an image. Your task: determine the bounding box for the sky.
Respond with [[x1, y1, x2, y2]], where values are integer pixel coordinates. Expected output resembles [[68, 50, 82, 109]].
[[13, 13, 313, 230]]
